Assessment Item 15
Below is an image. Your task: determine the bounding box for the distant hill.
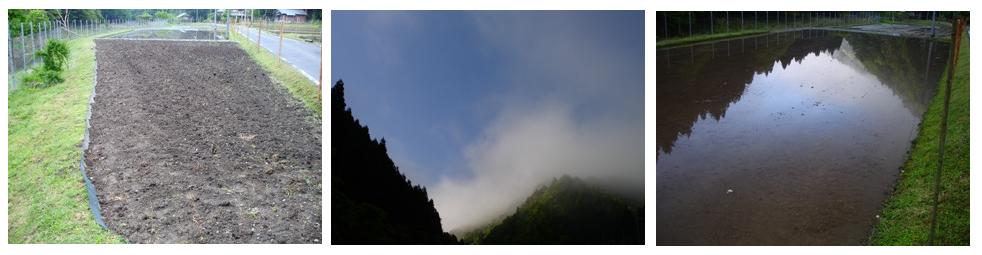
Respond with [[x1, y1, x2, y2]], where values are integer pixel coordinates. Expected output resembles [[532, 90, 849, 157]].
[[461, 175, 644, 244], [331, 80, 457, 244]]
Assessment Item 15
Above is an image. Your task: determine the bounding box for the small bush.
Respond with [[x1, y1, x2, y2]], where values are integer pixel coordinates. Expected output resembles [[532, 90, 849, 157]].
[[22, 67, 64, 88], [36, 40, 70, 72], [22, 39, 70, 88]]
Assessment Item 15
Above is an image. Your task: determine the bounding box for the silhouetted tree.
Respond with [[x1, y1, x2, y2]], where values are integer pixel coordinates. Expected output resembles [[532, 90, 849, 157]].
[[331, 80, 459, 244]]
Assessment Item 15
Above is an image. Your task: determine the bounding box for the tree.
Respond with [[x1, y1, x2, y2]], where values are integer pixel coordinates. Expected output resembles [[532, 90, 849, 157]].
[[8, 9, 50, 35], [331, 80, 459, 244]]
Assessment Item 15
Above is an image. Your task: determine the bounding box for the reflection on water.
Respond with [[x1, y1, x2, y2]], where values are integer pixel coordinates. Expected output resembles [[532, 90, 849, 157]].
[[656, 30, 949, 245]]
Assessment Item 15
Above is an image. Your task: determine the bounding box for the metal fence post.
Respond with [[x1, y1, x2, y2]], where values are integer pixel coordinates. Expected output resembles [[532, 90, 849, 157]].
[[710, 11, 714, 34], [20, 23, 26, 70], [663, 12, 668, 38], [741, 11, 744, 31], [279, 21, 284, 61], [688, 12, 692, 36], [29, 22, 36, 66], [9, 31, 15, 91], [726, 11, 729, 33]]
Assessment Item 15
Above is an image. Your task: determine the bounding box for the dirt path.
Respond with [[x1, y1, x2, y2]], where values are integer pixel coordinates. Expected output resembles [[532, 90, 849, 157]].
[[87, 39, 321, 243]]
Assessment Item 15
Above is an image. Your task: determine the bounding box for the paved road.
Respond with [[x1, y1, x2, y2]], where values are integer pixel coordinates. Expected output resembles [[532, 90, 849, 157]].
[[236, 25, 321, 84]]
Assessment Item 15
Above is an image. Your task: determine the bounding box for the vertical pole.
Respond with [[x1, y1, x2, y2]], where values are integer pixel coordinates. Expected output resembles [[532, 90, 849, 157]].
[[227, 9, 231, 40], [931, 11, 937, 37], [710, 11, 714, 34], [929, 18, 963, 246], [663, 12, 668, 39], [726, 11, 729, 33], [20, 23, 26, 70], [279, 21, 284, 62], [741, 11, 744, 31], [9, 30, 15, 91], [688, 12, 692, 36], [755, 11, 758, 29], [29, 22, 36, 66], [258, 18, 262, 48]]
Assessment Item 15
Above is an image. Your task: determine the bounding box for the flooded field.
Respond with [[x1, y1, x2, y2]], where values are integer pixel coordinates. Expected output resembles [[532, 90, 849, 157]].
[[112, 28, 222, 40], [656, 30, 949, 245]]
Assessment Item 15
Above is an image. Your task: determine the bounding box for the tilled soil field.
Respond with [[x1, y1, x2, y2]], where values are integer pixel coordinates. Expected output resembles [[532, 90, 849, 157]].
[[87, 39, 321, 243]]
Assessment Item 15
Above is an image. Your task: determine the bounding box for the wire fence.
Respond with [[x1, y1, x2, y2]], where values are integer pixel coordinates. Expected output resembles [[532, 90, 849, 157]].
[[7, 18, 234, 92], [658, 11, 955, 41]]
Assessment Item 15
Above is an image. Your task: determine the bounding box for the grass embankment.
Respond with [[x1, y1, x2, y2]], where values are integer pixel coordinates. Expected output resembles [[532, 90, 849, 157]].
[[8, 34, 125, 243], [881, 19, 953, 30], [230, 29, 322, 116], [870, 30, 969, 246], [656, 29, 768, 48]]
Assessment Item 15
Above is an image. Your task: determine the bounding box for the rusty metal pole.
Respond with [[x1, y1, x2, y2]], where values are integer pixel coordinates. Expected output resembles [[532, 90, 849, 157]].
[[929, 18, 964, 246]]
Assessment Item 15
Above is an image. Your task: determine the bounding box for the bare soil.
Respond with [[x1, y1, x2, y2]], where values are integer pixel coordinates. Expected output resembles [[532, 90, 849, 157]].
[[87, 39, 321, 243]]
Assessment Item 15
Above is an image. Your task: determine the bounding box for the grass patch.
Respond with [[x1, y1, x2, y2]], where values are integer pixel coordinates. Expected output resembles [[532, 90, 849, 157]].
[[8, 33, 126, 243], [657, 29, 768, 49], [230, 29, 322, 117], [870, 30, 969, 246], [881, 19, 953, 30]]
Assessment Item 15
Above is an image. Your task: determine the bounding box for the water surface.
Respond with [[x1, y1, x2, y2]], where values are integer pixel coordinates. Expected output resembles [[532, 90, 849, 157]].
[[656, 30, 949, 245], [112, 28, 221, 40]]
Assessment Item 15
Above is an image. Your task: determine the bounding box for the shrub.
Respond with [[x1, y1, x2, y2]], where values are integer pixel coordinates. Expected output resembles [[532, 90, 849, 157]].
[[22, 67, 64, 88], [22, 39, 70, 88], [35, 40, 69, 71]]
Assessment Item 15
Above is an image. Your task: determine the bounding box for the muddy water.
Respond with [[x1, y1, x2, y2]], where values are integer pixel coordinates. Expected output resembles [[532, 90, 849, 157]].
[[112, 28, 221, 40], [656, 30, 949, 245]]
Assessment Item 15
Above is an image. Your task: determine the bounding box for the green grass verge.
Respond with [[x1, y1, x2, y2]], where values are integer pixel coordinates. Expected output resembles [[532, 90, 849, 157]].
[[656, 29, 768, 49], [870, 30, 969, 246], [881, 19, 953, 30], [8, 34, 125, 243], [230, 29, 322, 116]]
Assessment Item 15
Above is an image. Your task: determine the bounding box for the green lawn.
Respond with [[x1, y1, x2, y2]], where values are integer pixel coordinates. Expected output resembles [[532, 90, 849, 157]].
[[8, 34, 125, 243], [230, 29, 322, 116], [870, 30, 969, 246]]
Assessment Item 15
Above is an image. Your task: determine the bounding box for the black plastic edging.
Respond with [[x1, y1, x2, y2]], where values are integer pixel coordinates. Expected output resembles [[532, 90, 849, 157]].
[[80, 40, 107, 229]]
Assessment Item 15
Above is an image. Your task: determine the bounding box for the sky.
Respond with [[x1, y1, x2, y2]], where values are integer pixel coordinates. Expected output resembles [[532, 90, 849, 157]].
[[332, 11, 644, 231]]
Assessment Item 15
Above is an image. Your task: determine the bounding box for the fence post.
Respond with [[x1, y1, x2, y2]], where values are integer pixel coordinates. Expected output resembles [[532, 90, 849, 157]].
[[688, 12, 692, 36], [741, 11, 744, 31], [20, 23, 27, 70], [710, 11, 714, 34], [663, 12, 668, 39], [931, 11, 937, 37], [726, 11, 729, 33], [279, 21, 284, 62], [9, 31, 15, 91], [29, 22, 36, 67], [258, 19, 262, 48]]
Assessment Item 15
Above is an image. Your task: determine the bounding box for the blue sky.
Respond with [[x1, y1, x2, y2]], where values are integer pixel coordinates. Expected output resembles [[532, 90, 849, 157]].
[[332, 11, 644, 229]]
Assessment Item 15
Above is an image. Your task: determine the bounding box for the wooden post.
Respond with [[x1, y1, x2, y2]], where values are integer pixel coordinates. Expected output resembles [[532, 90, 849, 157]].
[[258, 18, 262, 49]]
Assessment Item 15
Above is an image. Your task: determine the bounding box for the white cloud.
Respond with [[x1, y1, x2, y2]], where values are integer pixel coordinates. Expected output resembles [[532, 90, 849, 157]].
[[430, 12, 644, 231]]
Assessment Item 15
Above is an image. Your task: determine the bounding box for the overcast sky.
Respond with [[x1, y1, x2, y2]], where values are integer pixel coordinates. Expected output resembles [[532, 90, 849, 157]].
[[332, 10, 644, 230]]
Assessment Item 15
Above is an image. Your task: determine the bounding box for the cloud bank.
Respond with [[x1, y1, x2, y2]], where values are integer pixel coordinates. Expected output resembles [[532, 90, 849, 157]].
[[429, 11, 644, 231]]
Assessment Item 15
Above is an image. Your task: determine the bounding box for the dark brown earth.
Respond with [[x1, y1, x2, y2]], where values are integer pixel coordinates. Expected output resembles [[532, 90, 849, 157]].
[[87, 39, 321, 243]]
